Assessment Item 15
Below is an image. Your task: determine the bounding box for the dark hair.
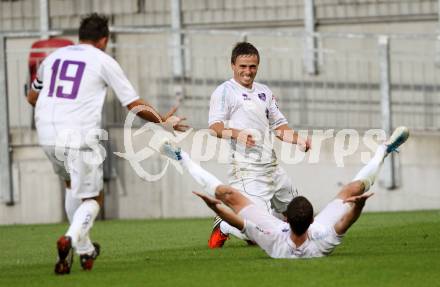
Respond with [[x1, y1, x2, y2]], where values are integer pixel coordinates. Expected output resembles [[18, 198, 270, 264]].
[[285, 196, 314, 236], [231, 42, 260, 64], [79, 13, 109, 42]]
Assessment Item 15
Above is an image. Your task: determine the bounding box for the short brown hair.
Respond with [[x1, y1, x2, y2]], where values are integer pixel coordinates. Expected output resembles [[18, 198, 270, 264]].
[[79, 13, 109, 42], [231, 42, 260, 64], [285, 196, 314, 236]]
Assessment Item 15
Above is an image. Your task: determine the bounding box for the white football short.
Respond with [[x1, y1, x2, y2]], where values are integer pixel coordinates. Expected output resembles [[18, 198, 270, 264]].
[[42, 145, 103, 199], [228, 162, 297, 213]]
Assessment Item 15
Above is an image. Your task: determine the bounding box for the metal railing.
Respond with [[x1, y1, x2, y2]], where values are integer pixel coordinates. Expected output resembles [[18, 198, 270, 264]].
[[0, 0, 438, 32], [1, 0, 440, 204]]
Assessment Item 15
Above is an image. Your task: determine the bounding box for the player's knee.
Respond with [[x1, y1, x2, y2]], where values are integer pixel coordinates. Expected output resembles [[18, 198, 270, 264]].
[[338, 181, 364, 199], [215, 185, 239, 205], [82, 193, 103, 207]]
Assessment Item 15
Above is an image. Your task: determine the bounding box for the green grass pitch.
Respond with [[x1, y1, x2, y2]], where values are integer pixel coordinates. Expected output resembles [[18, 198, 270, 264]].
[[0, 210, 439, 287]]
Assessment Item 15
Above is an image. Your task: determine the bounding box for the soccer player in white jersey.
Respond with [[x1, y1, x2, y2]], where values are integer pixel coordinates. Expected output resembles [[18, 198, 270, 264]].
[[207, 42, 311, 248], [160, 126, 409, 259], [27, 13, 186, 274]]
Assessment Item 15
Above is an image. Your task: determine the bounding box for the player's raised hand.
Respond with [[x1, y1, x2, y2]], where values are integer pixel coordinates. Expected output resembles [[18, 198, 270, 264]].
[[297, 136, 312, 152], [193, 191, 222, 210], [237, 130, 256, 148], [343, 192, 374, 206], [162, 106, 189, 132]]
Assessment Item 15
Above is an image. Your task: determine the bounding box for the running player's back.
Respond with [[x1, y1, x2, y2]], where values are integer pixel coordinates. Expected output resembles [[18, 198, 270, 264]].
[[35, 44, 138, 147]]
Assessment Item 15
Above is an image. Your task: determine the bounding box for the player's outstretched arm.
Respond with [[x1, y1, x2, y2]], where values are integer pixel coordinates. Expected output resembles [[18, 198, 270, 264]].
[[193, 191, 244, 230], [214, 185, 253, 214], [127, 99, 188, 132], [334, 191, 374, 235], [209, 122, 255, 147], [274, 124, 311, 152]]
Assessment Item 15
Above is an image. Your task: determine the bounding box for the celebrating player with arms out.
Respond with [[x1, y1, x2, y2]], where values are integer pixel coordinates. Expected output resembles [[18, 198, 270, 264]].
[[27, 13, 186, 274], [207, 42, 311, 248], [160, 126, 409, 259]]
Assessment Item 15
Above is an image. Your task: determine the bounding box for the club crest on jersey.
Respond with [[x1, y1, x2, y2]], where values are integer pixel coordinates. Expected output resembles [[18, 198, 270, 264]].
[[258, 93, 266, 101], [242, 93, 251, 101]]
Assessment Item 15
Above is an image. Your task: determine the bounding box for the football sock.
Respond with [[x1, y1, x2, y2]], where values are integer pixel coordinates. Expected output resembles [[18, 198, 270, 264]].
[[65, 188, 81, 223], [179, 151, 222, 196], [220, 221, 249, 240], [66, 199, 100, 249], [353, 144, 387, 192], [76, 234, 95, 255]]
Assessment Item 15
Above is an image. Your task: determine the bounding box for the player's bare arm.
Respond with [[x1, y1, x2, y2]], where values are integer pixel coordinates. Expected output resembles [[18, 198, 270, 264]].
[[274, 124, 311, 152], [193, 191, 245, 230], [209, 122, 256, 147], [127, 99, 188, 132], [27, 89, 39, 107], [333, 181, 374, 235], [334, 192, 373, 235], [213, 184, 252, 214]]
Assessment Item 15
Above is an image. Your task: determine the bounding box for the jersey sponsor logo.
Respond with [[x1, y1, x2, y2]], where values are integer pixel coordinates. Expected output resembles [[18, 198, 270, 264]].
[[258, 93, 266, 101], [255, 225, 271, 235], [291, 248, 305, 257], [242, 93, 251, 101]]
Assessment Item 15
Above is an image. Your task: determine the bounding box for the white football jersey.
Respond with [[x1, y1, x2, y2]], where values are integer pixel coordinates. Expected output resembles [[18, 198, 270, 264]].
[[32, 44, 139, 147], [240, 200, 346, 259], [208, 79, 288, 164], [244, 220, 342, 259]]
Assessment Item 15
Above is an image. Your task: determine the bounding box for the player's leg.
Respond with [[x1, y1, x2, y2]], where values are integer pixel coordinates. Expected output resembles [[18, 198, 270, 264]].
[[160, 141, 252, 210], [64, 180, 99, 272], [196, 190, 289, 258], [211, 190, 271, 248], [211, 174, 273, 247], [64, 181, 81, 223], [161, 142, 223, 195], [350, 126, 410, 193], [161, 141, 274, 246], [55, 149, 102, 274], [220, 165, 296, 246], [41, 146, 81, 274], [160, 141, 249, 247], [331, 126, 410, 235], [41, 146, 81, 223], [313, 145, 390, 239], [271, 166, 298, 218]]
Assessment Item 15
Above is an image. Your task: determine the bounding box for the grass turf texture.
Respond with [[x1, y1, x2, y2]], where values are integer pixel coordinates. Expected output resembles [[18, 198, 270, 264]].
[[0, 210, 439, 287]]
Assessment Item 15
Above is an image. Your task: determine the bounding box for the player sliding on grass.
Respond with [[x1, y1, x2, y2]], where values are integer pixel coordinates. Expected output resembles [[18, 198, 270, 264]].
[[160, 127, 409, 258], [27, 13, 186, 274]]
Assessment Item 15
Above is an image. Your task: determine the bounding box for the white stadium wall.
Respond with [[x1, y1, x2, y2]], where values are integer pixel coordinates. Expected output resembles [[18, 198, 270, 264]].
[[1, 0, 439, 224], [0, 129, 438, 225]]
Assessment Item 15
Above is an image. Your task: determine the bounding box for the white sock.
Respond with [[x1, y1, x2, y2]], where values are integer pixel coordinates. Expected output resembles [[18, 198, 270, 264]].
[[66, 199, 100, 249], [220, 221, 249, 240], [65, 188, 82, 223], [179, 151, 222, 196], [353, 144, 387, 191], [76, 233, 95, 255]]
